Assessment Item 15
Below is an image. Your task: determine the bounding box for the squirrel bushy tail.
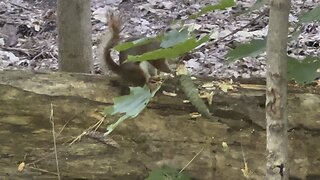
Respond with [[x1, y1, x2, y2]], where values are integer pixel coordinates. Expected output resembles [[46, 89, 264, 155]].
[[103, 12, 122, 74], [102, 11, 171, 86]]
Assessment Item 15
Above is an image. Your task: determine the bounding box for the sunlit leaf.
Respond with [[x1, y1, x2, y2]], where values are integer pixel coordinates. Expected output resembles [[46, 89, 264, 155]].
[[103, 85, 161, 135], [128, 34, 210, 62], [226, 39, 266, 61], [161, 28, 189, 48], [177, 64, 213, 119], [114, 37, 160, 51], [288, 56, 320, 84]]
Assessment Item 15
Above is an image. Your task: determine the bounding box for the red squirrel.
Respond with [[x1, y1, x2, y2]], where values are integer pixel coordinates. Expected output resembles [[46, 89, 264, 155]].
[[103, 12, 171, 86]]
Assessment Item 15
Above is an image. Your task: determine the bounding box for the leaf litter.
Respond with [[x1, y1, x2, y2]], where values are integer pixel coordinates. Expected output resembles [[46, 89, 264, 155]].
[[0, 0, 318, 79]]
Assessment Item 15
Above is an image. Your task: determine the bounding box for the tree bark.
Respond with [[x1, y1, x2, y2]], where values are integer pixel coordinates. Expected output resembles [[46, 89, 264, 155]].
[[266, 0, 291, 179], [57, 0, 93, 73]]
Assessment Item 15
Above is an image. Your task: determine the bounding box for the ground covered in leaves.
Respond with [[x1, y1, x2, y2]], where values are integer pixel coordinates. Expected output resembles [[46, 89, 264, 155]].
[[0, 0, 319, 78]]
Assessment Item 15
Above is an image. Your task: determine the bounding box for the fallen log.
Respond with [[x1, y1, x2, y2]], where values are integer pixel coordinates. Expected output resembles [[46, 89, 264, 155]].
[[0, 70, 319, 180]]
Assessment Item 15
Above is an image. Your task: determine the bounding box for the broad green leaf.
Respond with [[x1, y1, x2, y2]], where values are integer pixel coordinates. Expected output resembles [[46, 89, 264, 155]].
[[128, 34, 210, 62], [161, 28, 189, 48], [287, 56, 320, 84], [114, 37, 160, 51], [112, 86, 151, 116], [114, 28, 189, 54], [226, 39, 266, 61], [299, 5, 320, 23], [146, 166, 191, 180], [189, 0, 236, 19], [103, 85, 161, 135], [179, 73, 212, 119]]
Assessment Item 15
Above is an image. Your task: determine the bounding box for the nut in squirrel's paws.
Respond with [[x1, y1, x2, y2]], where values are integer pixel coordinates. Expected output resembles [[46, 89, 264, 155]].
[[149, 75, 162, 83], [147, 76, 163, 91]]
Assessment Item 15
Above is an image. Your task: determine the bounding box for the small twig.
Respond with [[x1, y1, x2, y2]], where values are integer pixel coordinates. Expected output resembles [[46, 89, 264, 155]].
[[26, 154, 54, 165], [31, 50, 44, 61], [68, 131, 86, 145], [0, 32, 9, 39], [9, 2, 32, 11], [69, 116, 106, 146], [58, 111, 83, 135], [179, 147, 204, 173], [0, 46, 31, 56], [219, 9, 268, 43], [206, 8, 269, 48], [240, 138, 250, 178], [28, 167, 58, 176], [49, 52, 58, 61], [49, 103, 61, 180]]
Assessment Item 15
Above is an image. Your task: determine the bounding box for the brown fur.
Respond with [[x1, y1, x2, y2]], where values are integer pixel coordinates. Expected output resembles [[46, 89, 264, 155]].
[[103, 12, 171, 86]]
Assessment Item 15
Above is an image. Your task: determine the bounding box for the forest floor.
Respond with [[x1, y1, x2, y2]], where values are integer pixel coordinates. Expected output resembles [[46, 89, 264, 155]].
[[0, 0, 319, 78]]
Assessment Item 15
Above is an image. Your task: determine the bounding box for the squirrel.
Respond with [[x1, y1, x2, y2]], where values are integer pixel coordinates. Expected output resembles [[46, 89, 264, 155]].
[[102, 12, 171, 86]]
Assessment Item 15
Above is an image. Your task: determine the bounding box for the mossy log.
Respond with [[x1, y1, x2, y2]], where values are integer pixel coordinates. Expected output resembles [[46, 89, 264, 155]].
[[0, 70, 319, 180]]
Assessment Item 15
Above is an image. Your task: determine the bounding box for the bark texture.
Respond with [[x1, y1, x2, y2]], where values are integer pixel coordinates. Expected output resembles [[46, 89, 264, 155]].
[[266, 0, 291, 179], [57, 0, 93, 73]]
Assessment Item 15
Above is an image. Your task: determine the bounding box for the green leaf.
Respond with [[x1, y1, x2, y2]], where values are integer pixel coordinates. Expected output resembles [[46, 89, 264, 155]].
[[161, 28, 189, 48], [114, 37, 159, 51], [287, 56, 320, 84], [128, 34, 210, 62], [189, 0, 236, 19], [103, 85, 161, 135], [114, 28, 189, 56], [225, 39, 266, 61], [146, 166, 191, 180], [179, 74, 212, 119], [299, 5, 320, 23]]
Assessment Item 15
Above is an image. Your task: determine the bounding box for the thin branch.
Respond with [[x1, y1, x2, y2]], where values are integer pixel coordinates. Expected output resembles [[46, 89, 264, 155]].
[[49, 103, 61, 180], [9, 2, 32, 11], [179, 147, 204, 173]]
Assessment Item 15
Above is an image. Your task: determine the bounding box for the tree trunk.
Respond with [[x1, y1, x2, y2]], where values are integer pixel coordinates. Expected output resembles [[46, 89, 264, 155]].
[[57, 0, 93, 73], [266, 0, 291, 179]]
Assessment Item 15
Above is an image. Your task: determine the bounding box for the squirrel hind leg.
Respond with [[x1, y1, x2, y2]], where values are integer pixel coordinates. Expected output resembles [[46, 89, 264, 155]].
[[139, 61, 157, 77], [149, 59, 171, 73], [118, 62, 148, 86]]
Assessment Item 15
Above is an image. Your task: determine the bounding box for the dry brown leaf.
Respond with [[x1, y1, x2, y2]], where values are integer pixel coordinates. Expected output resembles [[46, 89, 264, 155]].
[[17, 162, 25, 172]]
